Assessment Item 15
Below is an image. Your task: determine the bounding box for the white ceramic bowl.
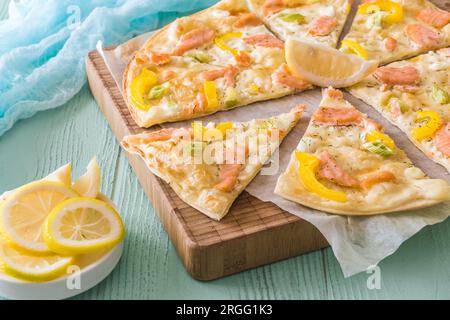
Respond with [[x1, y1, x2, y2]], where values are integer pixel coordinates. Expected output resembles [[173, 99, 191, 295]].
[[0, 242, 123, 300]]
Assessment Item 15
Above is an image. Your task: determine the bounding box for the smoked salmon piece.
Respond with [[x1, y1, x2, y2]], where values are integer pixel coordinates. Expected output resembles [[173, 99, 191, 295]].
[[172, 28, 215, 56], [244, 34, 284, 49], [404, 24, 440, 49], [148, 51, 171, 65], [273, 64, 311, 90], [291, 103, 307, 116], [233, 12, 262, 28], [388, 98, 401, 119], [417, 9, 450, 29], [384, 37, 397, 52], [308, 16, 337, 36], [261, 0, 285, 17], [326, 88, 344, 99], [435, 123, 450, 158], [214, 164, 243, 192], [318, 151, 360, 188], [360, 171, 395, 190], [312, 106, 362, 126], [199, 65, 238, 87], [160, 70, 175, 81], [235, 51, 252, 68], [215, 144, 250, 192], [363, 118, 383, 132], [374, 66, 420, 86]]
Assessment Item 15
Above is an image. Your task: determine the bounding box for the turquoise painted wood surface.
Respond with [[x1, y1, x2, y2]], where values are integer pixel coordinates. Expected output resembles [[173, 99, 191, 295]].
[[1, 2, 450, 300]]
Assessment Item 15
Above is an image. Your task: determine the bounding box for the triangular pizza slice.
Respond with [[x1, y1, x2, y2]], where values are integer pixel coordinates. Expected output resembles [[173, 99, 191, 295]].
[[341, 0, 450, 64], [247, 0, 353, 47], [275, 88, 450, 215], [122, 105, 305, 220], [124, 0, 312, 128], [349, 49, 449, 172]]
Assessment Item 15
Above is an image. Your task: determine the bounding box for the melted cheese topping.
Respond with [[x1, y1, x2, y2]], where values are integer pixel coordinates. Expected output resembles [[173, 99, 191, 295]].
[[342, 0, 450, 64], [350, 50, 450, 172], [275, 92, 450, 215]]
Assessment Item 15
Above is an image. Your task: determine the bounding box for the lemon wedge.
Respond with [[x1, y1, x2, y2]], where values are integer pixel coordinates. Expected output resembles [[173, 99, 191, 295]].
[[72, 157, 101, 198], [0, 180, 78, 255], [44, 163, 72, 187], [44, 198, 125, 255], [285, 39, 378, 88], [0, 239, 73, 282]]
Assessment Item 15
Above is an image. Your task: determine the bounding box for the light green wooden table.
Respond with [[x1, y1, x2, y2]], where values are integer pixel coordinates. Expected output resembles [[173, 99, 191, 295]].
[[1, 2, 450, 300]]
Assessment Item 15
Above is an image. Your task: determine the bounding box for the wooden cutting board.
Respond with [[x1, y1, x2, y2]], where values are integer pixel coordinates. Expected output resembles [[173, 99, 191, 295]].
[[85, 51, 328, 280]]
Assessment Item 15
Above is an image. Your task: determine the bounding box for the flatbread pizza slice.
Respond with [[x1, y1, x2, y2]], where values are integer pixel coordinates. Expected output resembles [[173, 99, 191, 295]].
[[124, 0, 312, 128], [247, 0, 352, 47], [275, 88, 450, 215], [349, 49, 450, 172], [122, 105, 305, 220], [341, 0, 450, 64]]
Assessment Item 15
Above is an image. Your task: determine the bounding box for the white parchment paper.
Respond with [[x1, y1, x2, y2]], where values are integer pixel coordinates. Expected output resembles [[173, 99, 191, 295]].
[[96, 1, 450, 277]]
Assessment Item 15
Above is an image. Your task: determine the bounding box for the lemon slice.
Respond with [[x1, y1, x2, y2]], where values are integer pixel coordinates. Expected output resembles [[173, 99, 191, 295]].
[[44, 163, 72, 187], [0, 240, 73, 282], [44, 198, 125, 255], [0, 180, 78, 255], [285, 39, 378, 88], [72, 157, 101, 198]]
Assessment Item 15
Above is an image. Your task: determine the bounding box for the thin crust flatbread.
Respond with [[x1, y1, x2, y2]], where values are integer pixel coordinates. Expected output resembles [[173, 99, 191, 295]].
[[122, 106, 305, 220], [123, 0, 312, 128], [247, 0, 352, 47], [341, 0, 450, 64], [275, 88, 450, 215], [349, 49, 450, 172]]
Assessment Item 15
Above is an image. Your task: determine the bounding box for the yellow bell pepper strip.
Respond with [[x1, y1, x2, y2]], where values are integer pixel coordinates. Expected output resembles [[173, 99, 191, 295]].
[[346, 1, 351, 14], [130, 68, 157, 111], [431, 83, 450, 105], [340, 39, 369, 60], [365, 131, 396, 150], [248, 83, 260, 95], [214, 32, 241, 56], [412, 110, 442, 140], [214, 32, 245, 57], [203, 80, 219, 111], [358, 1, 404, 24], [215, 122, 233, 137], [295, 152, 347, 203], [192, 122, 225, 141]]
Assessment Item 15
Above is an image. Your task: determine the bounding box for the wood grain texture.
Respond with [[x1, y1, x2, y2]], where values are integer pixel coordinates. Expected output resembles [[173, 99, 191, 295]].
[[1, 0, 450, 299]]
